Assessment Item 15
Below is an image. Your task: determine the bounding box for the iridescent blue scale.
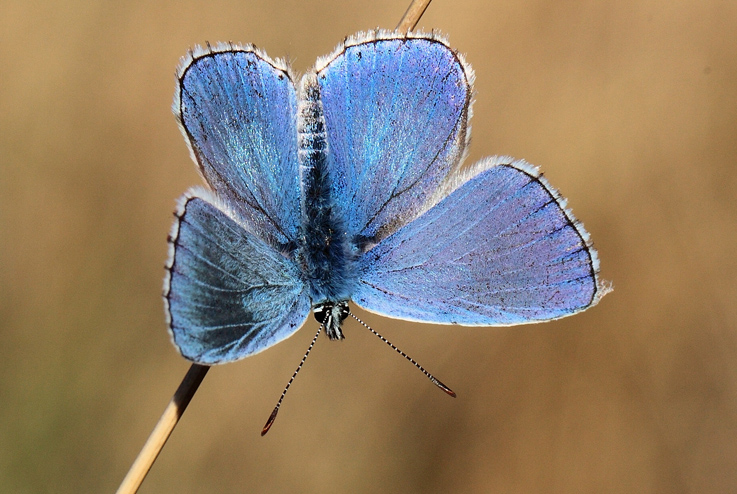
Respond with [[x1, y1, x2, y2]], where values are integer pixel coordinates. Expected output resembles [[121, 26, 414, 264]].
[[164, 32, 607, 365]]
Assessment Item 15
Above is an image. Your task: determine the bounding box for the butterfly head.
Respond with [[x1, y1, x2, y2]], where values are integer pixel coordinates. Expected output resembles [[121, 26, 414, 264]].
[[313, 301, 349, 340]]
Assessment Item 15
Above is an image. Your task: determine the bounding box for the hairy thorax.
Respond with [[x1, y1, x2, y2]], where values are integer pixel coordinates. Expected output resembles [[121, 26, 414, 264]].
[[297, 73, 356, 339]]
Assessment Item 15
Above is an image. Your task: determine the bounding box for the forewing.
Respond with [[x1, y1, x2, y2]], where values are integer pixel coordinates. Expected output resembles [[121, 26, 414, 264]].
[[175, 44, 300, 248], [314, 32, 473, 243], [354, 158, 606, 325], [164, 189, 310, 364]]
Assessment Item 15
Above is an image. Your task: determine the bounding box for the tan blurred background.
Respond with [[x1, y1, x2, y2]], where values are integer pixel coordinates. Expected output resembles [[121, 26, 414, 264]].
[[2, 0, 736, 492]]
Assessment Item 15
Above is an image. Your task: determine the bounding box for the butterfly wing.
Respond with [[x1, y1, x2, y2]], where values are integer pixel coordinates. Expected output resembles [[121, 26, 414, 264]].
[[354, 158, 605, 325], [165, 190, 310, 364], [175, 44, 300, 249], [314, 32, 472, 244]]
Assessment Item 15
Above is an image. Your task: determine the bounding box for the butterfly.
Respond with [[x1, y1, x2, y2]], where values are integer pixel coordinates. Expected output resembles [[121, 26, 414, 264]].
[[164, 30, 607, 370]]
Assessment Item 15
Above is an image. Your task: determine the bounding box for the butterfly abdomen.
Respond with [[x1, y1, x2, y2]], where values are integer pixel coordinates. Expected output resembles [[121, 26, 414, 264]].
[[298, 73, 356, 307]]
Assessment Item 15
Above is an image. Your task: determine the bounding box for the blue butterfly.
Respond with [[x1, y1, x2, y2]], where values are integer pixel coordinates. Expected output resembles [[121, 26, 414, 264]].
[[164, 31, 607, 370]]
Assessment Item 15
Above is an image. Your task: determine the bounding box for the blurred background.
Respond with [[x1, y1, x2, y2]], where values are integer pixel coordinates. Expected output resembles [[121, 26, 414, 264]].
[[2, 0, 736, 492]]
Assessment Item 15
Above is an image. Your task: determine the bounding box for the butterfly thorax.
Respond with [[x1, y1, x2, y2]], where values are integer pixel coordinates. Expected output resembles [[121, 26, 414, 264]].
[[297, 73, 356, 339]]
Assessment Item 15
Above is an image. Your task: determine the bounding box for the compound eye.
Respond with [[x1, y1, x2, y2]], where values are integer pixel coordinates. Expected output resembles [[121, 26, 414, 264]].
[[313, 306, 327, 324], [337, 303, 349, 322]]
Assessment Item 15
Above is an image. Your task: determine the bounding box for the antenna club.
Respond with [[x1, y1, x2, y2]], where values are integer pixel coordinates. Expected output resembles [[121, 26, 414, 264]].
[[261, 407, 280, 436]]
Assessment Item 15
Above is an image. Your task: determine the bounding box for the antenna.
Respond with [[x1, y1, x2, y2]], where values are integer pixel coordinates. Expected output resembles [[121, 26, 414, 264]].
[[261, 322, 323, 436], [349, 313, 456, 397]]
